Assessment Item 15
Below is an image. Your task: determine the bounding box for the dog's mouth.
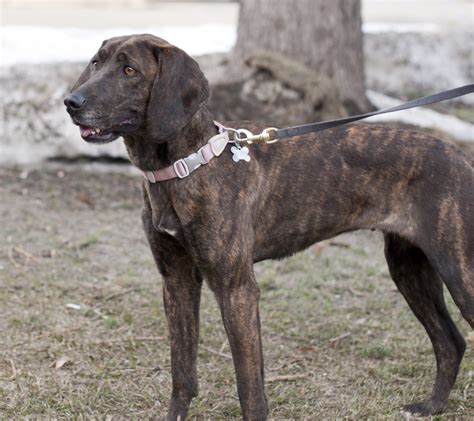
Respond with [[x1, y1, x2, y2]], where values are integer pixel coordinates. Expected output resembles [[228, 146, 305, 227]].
[[76, 118, 137, 144], [79, 125, 119, 144]]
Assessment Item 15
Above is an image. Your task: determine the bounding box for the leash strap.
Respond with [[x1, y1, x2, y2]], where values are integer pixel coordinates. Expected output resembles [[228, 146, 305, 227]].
[[276, 84, 474, 140], [276, 84, 474, 139], [234, 84, 473, 144]]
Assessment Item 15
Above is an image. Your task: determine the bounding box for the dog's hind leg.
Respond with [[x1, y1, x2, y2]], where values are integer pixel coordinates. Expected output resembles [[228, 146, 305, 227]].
[[429, 255, 474, 329], [427, 192, 474, 328], [384, 233, 466, 417]]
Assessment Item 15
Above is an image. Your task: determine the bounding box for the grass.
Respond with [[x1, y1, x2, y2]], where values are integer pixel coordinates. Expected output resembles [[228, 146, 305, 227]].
[[0, 166, 472, 419]]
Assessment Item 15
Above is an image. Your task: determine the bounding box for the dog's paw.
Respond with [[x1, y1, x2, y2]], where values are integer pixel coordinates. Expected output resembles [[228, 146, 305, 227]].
[[400, 402, 436, 419], [161, 414, 184, 421]]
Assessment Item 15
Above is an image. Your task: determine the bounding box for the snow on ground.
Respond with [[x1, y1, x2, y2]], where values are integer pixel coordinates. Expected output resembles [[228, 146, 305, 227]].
[[1, 24, 237, 67], [0, 22, 448, 67]]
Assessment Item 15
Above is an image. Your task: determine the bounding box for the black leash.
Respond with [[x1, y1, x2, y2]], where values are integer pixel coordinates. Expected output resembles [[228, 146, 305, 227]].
[[277, 84, 474, 139], [234, 84, 474, 144]]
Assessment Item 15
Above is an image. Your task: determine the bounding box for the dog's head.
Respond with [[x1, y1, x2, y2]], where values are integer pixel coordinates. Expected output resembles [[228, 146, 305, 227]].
[[64, 34, 210, 144]]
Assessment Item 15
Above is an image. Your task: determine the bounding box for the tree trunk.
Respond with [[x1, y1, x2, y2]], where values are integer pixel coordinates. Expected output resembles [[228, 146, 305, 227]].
[[233, 0, 370, 114]]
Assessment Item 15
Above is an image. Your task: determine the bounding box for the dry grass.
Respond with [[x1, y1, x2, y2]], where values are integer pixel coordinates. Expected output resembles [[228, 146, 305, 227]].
[[0, 166, 472, 419]]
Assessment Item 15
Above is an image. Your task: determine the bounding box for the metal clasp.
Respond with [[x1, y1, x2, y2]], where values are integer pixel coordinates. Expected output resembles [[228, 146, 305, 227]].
[[235, 127, 279, 144]]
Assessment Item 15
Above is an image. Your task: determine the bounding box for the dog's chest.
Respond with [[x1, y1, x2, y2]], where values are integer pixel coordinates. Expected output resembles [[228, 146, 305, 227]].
[[155, 212, 180, 237], [152, 204, 181, 239], [146, 185, 183, 240]]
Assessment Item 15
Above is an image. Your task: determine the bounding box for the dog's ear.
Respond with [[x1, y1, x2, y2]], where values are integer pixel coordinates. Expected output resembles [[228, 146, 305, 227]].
[[147, 44, 210, 141]]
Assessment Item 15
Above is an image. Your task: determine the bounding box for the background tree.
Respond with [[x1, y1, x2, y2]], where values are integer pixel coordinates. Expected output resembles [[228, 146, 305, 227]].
[[232, 0, 371, 115]]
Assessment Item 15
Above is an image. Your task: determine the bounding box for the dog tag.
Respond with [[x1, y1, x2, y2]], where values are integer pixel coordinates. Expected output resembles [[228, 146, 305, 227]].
[[231, 146, 251, 163]]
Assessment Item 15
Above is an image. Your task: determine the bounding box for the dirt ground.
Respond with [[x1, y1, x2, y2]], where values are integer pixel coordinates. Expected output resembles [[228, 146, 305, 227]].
[[0, 162, 472, 419]]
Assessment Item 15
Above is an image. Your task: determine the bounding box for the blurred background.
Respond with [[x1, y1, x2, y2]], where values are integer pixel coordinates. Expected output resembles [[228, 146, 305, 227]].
[[0, 1, 473, 418], [1, 0, 473, 164]]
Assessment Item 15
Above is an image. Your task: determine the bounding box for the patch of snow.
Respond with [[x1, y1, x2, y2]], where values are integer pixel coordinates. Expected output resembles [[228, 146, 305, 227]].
[[1, 24, 237, 67], [364, 31, 474, 106], [0, 134, 129, 166], [0, 21, 450, 67], [363, 22, 439, 33]]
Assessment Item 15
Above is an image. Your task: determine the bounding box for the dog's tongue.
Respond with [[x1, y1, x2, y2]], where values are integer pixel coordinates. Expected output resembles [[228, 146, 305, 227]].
[[79, 125, 94, 138]]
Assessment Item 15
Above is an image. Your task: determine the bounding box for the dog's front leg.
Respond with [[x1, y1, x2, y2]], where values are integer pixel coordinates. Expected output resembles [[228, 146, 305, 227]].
[[162, 264, 203, 420], [209, 265, 268, 420], [142, 209, 202, 420]]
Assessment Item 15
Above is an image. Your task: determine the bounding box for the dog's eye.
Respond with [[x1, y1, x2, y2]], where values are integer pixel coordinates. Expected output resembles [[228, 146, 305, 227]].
[[124, 66, 136, 76], [92, 60, 98, 67]]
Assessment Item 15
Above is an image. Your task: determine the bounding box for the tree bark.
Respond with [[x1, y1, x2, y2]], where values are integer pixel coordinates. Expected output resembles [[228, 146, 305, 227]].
[[233, 0, 370, 114]]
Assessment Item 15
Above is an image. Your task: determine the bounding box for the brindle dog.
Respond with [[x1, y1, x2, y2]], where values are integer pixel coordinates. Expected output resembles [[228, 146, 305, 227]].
[[64, 34, 473, 420]]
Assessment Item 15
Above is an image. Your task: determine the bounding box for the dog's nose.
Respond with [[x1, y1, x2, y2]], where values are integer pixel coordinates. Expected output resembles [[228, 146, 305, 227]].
[[64, 92, 86, 110]]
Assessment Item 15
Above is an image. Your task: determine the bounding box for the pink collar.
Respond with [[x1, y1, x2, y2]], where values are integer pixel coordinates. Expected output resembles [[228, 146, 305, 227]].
[[143, 122, 229, 183]]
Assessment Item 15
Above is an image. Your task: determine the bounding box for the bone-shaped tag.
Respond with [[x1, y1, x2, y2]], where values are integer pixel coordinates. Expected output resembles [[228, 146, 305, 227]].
[[231, 146, 251, 163]]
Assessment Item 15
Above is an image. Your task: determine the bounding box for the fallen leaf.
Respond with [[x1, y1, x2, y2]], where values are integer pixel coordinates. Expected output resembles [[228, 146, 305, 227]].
[[329, 332, 352, 347], [267, 374, 307, 383], [353, 317, 367, 325], [53, 356, 71, 370], [77, 192, 95, 208], [41, 249, 56, 258], [312, 242, 325, 256]]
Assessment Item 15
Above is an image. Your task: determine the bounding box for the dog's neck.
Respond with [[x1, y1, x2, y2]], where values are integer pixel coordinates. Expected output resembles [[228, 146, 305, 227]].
[[123, 107, 217, 172]]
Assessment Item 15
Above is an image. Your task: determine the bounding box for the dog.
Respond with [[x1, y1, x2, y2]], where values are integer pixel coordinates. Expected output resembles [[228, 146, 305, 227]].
[[64, 34, 473, 420]]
